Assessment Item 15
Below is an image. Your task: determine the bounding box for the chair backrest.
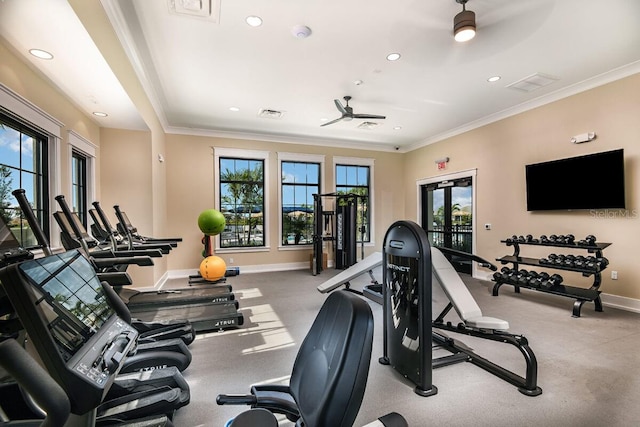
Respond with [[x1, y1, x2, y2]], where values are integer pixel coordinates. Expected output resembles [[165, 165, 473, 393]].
[[289, 290, 374, 427]]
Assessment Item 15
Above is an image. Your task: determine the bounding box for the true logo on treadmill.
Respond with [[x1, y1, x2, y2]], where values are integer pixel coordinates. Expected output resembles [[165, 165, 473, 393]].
[[215, 319, 235, 327]]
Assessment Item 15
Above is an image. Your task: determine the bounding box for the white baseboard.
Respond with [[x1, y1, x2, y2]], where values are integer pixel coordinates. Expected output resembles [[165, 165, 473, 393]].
[[601, 293, 640, 314]]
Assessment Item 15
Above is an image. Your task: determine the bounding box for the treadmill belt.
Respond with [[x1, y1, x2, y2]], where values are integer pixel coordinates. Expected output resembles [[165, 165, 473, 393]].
[[124, 286, 235, 307], [131, 302, 244, 332]]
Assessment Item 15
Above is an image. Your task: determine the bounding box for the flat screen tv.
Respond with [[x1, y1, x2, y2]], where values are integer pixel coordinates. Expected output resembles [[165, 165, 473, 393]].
[[525, 149, 625, 211]]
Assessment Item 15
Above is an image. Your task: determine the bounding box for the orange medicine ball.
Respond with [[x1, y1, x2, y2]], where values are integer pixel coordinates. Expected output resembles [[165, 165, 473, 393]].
[[199, 255, 227, 281]]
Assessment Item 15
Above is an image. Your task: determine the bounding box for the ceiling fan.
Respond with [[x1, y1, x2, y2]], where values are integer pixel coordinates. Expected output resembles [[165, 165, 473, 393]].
[[321, 96, 386, 127]]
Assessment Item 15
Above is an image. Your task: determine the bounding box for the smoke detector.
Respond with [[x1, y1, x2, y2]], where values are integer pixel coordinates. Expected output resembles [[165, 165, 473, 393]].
[[291, 25, 312, 39]]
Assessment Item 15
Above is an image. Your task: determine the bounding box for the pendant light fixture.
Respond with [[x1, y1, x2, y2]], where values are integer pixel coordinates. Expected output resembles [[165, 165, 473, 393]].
[[453, 0, 476, 42]]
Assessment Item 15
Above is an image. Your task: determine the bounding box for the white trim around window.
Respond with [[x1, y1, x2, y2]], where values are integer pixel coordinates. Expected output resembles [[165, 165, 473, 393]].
[[68, 130, 97, 211], [213, 147, 270, 253], [277, 152, 325, 251], [0, 83, 64, 250], [332, 156, 375, 247]]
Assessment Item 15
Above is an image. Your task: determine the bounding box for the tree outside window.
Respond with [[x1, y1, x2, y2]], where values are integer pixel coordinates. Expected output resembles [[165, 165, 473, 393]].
[[281, 161, 319, 245], [219, 158, 264, 248], [335, 164, 370, 242]]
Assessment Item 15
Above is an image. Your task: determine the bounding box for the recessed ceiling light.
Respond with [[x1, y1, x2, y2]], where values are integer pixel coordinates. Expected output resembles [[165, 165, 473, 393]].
[[320, 118, 328, 122], [487, 76, 501, 82], [92, 112, 108, 117], [246, 16, 262, 27], [393, 126, 402, 130], [29, 49, 53, 60], [386, 53, 401, 61], [229, 107, 240, 112]]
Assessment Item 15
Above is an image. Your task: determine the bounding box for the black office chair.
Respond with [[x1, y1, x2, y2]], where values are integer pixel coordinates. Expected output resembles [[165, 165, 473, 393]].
[[218, 290, 405, 427]]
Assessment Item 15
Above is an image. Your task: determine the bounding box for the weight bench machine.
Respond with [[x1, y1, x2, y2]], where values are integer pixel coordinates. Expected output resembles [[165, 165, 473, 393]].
[[376, 220, 542, 397], [316, 251, 383, 303], [430, 247, 542, 396]]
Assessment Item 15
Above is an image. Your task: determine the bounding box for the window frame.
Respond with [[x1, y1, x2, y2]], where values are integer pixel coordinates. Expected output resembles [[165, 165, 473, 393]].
[[333, 156, 375, 246], [1, 83, 65, 250], [278, 152, 325, 250], [214, 148, 270, 253], [68, 130, 97, 230]]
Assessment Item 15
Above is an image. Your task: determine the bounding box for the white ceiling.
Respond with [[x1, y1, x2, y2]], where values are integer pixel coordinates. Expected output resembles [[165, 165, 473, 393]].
[[1, 0, 639, 152]]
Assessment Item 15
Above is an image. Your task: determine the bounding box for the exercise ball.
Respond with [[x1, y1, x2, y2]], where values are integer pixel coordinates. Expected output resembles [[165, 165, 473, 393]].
[[200, 256, 227, 281], [198, 209, 226, 236]]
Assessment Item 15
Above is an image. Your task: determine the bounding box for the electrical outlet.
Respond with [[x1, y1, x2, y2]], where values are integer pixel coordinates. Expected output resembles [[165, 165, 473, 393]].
[[611, 270, 618, 280], [229, 258, 234, 264], [484, 223, 491, 230]]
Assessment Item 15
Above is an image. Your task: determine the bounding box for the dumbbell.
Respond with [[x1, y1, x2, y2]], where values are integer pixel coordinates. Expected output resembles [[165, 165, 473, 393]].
[[549, 234, 559, 243], [493, 267, 511, 282], [598, 257, 609, 268], [540, 273, 563, 290], [565, 234, 575, 245], [526, 234, 540, 244], [531, 272, 550, 288], [577, 235, 597, 246], [547, 253, 559, 264], [517, 269, 531, 286], [564, 254, 576, 268], [527, 271, 540, 287], [573, 255, 587, 268], [540, 235, 549, 243]]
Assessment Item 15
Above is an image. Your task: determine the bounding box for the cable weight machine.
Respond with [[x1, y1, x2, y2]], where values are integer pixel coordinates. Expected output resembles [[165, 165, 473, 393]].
[[312, 193, 366, 275]]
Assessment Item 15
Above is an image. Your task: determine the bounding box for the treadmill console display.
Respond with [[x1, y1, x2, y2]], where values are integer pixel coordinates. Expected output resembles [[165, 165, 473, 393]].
[[18, 250, 115, 358]]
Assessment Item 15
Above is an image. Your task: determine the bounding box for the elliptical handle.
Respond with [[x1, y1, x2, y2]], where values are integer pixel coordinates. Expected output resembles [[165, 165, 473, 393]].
[[12, 189, 52, 256]]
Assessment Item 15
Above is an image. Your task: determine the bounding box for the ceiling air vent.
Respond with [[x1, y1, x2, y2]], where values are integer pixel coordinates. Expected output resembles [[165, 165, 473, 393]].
[[258, 109, 285, 119], [358, 121, 380, 130], [167, 0, 220, 23], [506, 73, 559, 93]]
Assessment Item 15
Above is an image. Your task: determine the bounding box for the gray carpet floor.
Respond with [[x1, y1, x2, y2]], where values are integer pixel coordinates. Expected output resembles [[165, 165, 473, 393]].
[[167, 266, 640, 427]]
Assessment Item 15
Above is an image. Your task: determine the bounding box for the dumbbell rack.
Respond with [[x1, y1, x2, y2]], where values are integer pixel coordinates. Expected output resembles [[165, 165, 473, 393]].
[[492, 239, 611, 317]]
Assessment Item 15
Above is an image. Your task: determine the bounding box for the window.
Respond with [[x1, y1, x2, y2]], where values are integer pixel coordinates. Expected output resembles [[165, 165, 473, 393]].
[[280, 158, 321, 246], [0, 113, 49, 247], [335, 158, 373, 243], [71, 150, 88, 227], [217, 150, 268, 249]]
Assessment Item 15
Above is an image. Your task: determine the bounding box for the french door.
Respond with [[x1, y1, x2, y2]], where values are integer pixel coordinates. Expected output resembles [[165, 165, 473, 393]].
[[421, 176, 473, 273]]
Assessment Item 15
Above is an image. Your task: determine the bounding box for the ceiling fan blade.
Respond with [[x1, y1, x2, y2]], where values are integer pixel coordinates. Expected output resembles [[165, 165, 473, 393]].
[[320, 116, 344, 127], [352, 114, 386, 120], [334, 99, 347, 115]]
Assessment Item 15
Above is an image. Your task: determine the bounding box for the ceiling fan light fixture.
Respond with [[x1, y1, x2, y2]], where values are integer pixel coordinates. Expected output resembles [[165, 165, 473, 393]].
[[453, 0, 476, 42]]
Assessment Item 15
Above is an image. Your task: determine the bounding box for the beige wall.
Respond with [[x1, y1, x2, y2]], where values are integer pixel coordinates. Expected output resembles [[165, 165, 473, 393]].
[[165, 134, 405, 271], [405, 73, 640, 300]]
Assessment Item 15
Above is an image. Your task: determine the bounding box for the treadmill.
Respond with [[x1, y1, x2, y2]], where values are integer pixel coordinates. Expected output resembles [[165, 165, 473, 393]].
[[54, 196, 238, 310], [15, 190, 244, 333]]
